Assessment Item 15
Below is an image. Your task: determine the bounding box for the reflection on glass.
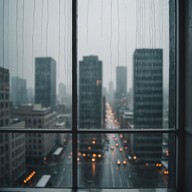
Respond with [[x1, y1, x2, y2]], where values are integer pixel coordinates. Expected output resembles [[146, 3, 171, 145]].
[[0, 0, 72, 129], [0, 133, 72, 187], [78, 133, 175, 188], [78, 0, 172, 129]]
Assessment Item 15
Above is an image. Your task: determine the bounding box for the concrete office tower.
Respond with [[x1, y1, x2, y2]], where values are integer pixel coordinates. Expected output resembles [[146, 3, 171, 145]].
[[0, 67, 25, 186], [79, 56, 103, 159], [116, 66, 127, 99], [11, 76, 27, 107], [133, 49, 163, 162], [12, 104, 57, 162], [35, 57, 56, 111]]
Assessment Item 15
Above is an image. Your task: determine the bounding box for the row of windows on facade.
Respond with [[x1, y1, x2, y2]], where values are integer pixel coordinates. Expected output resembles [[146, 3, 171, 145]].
[[135, 60, 162, 65], [0, 102, 9, 108], [0, 93, 9, 99], [11, 153, 25, 167], [0, 75, 8, 83], [26, 151, 43, 156], [135, 90, 162, 94], [134, 105, 162, 109], [134, 70, 162, 74], [1, 147, 24, 166], [135, 82, 162, 86], [136, 76, 162, 80], [135, 97, 162, 102], [0, 111, 9, 118], [27, 139, 42, 144], [134, 113, 162, 118], [0, 119, 9, 127], [11, 137, 25, 149]]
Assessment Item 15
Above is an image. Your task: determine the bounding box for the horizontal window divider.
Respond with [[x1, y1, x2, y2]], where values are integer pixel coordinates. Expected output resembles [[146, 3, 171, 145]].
[[77, 128, 177, 133], [0, 128, 177, 133], [0, 128, 73, 133]]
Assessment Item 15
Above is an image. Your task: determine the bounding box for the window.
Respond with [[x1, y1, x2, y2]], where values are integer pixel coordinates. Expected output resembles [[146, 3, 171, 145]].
[[0, 0, 179, 191]]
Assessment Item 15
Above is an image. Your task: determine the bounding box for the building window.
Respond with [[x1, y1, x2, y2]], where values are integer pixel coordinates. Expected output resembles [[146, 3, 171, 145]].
[[0, 0, 179, 191]]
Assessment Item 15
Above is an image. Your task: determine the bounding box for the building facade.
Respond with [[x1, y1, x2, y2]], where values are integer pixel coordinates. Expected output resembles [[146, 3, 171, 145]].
[[12, 104, 57, 162], [0, 67, 25, 186], [79, 56, 103, 129], [79, 56, 103, 158], [133, 49, 163, 162], [35, 57, 56, 111]]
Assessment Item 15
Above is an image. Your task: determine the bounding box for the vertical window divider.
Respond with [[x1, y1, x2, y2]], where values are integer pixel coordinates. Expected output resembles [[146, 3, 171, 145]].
[[72, 0, 78, 190]]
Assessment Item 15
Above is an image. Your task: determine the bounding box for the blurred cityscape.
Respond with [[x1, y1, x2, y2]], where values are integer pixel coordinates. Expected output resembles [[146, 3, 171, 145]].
[[0, 0, 175, 189], [0, 49, 172, 188]]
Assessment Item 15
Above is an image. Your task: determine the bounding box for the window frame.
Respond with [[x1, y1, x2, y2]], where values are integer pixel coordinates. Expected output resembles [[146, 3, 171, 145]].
[[0, 0, 184, 191]]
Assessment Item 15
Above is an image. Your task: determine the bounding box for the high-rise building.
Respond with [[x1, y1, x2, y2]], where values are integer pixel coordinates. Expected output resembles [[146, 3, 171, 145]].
[[116, 66, 127, 99], [11, 76, 27, 107], [132, 49, 163, 162], [35, 57, 56, 110], [79, 56, 103, 159], [0, 67, 25, 186], [0, 67, 9, 127], [79, 56, 103, 129]]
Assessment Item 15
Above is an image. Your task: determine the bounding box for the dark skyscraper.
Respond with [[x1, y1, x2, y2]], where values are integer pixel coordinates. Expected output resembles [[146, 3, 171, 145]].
[[133, 49, 163, 162], [35, 57, 56, 110], [79, 56, 103, 159], [0, 67, 9, 127], [79, 56, 103, 129], [116, 66, 127, 99]]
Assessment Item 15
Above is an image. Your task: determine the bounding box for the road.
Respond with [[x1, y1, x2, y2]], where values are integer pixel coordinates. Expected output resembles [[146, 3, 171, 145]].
[[24, 134, 166, 188], [23, 103, 167, 188]]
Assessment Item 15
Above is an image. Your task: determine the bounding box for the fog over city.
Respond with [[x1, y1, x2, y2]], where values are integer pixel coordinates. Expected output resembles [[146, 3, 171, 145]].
[[0, 0, 169, 92], [0, 0, 176, 188]]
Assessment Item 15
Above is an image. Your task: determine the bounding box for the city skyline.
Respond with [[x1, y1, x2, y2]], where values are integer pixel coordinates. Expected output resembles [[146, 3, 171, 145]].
[[0, 0, 170, 91]]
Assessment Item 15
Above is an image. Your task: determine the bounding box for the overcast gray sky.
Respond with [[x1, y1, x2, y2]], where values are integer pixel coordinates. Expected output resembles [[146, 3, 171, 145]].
[[0, 0, 169, 93]]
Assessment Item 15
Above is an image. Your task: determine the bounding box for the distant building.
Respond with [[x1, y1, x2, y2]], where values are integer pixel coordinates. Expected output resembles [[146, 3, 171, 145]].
[[116, 66, 127, 99], [132, 49, 163, 162], [79, 56, 103, 158], [11, 76, 27, 107], [27, 87, 34, 103], [114, 66, 128, 120], [0, 67, 25, 186], [58, 83, 67, 104], [108, 81, 114, 105], [12, 104, 57, 162], [35, 57, 56, 111]]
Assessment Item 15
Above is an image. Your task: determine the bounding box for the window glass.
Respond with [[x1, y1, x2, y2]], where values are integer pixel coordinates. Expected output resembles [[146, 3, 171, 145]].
[[0, 0, 177, 190], [0, 133, 72, 187], [78, 0, 175, 129], [0, 0, 72, 130]]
